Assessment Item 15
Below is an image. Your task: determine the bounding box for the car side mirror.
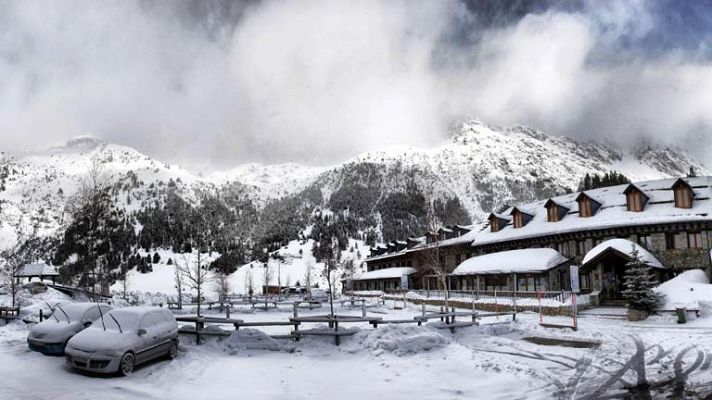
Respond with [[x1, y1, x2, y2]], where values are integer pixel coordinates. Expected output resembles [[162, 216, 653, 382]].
[[138, 328, 147, 336], [83, 321, 92, 327]]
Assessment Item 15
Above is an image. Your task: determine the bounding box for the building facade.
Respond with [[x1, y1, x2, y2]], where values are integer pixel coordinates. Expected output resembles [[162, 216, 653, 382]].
[[356, 177, 712, 303]]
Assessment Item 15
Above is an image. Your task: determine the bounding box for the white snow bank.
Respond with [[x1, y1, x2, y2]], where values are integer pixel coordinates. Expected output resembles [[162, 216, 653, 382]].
[[582, 239, 663, 268], [452, 248, 567, 275], [220, 329, 285, 353], [343, 325, 450, 356], [655, 269, 712, 311]]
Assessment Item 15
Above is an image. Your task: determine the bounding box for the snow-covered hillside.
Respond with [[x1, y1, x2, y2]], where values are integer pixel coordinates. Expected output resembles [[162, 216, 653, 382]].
[[0, 120, 707, 250]]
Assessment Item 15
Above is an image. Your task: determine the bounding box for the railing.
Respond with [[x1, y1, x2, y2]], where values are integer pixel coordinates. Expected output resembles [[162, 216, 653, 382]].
[[388, 289, 574, 304]]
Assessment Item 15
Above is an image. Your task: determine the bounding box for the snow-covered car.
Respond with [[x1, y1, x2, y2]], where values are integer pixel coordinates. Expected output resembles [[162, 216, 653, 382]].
[[65, 307, 179, 376], [308, 288, 330, 301], [27, 302, 112, 355]]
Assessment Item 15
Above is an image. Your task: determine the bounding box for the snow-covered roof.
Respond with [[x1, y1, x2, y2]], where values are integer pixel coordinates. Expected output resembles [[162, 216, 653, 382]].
[[471, 176, 712, 247], [452, 248, 568, 275], [18, 262, 59, 277], [352, 267, 415, 281], [581, 239, 663, 268]]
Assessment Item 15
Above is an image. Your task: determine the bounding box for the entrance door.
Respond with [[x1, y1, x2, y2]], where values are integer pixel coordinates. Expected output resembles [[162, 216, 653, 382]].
[[601, 263, 626, 301]]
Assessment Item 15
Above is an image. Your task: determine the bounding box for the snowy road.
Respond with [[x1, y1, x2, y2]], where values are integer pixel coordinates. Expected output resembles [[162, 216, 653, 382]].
[[2, 305, 712, 399]]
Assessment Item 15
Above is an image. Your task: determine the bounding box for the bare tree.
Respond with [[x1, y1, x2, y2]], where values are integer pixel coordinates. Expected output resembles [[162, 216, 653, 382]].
[[0, 244, 27, 309], [173, 260, 184, 309], [415, 199, 449, 309], [303, 260, 313, 298], [261, 260, 274, 308], [214, 270, 231, 303], [0, 222, 41, 308], [119, 262, 130, 301], [245, 266, 255, 299], [322, 238, 341, 317], [177, 250, 211, 317]]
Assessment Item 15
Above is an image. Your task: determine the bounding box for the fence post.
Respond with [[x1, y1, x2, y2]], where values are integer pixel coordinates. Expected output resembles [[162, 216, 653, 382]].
[[362, 302, 366, 318], [293, 302, 298, 319], [39, 308, 43, 322], [537, 291, 543, 323]]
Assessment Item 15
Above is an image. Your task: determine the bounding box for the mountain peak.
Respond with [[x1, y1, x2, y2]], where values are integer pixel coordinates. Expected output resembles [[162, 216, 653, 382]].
[[63, 136, 105, 150]]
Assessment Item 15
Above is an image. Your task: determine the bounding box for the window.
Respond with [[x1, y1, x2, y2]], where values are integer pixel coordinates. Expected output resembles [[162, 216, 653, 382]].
[[547, 206, 558, 222], [513, 213, 523, 228], [83, 306, 101, 323], [665, 232, 677, 250], [638, 235, 652, 249], [674, 187, 693, 208], [517, 274, 543, 292], [626, 192, 644, 212], [490, 219, 499, 232], [579, 199, 592, 217], [484, 275, 508, 291], [688, 232, 703, 249]]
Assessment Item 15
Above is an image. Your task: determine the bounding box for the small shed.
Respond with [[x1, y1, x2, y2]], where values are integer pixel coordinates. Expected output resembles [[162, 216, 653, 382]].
[[17, 262, 59, 284]]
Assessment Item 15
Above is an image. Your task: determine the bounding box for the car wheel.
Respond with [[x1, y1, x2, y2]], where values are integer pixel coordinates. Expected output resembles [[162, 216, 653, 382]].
[[167, 341, 178, 360], [119, 352, 135, 376]]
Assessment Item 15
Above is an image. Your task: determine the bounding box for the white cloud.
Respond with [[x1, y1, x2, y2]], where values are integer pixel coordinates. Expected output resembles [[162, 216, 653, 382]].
[[0, 0, 711, 169]]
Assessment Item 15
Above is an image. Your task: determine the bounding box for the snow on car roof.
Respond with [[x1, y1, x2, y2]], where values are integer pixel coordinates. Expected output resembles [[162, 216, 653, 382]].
[[581, 238, 663, 268], [452, 248, 568, 275], [352, 267, 416, 281]]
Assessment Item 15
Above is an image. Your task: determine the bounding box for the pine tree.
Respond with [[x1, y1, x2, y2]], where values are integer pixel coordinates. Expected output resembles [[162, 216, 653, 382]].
[[622, 247, 663, 313]]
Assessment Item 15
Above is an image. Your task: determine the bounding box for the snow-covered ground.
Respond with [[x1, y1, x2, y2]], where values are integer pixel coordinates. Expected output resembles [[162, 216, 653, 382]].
[[2, 285, 712, 399]]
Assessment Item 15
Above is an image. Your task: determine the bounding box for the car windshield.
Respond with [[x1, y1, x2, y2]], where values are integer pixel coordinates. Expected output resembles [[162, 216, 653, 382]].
[[99, 310, 142, 332], [53, 303, 92, 322]]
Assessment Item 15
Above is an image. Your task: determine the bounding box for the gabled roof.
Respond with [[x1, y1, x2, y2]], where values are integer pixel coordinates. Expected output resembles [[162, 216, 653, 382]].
[[623, 183, 648, 197], [575, 191, 601, 205], [544, 199, 568, 209], [581, 239, 663, 269], [509, 206, 534, 217], [18, 263, 59, 277], [671, 178, 692, 190], [488, 212, 510, 221]]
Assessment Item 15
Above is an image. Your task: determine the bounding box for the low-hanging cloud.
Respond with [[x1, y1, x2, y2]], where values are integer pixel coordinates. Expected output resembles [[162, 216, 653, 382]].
[[1, 0, 711, 170]]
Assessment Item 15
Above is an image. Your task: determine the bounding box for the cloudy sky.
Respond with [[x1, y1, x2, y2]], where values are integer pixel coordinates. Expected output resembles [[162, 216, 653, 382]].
[[1, 0, 712, 170]]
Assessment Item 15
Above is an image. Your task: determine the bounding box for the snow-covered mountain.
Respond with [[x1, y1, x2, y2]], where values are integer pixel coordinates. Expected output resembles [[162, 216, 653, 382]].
[[0, 120, 707, 249]]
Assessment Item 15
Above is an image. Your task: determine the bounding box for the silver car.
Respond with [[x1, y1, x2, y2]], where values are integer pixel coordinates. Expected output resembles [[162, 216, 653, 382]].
[[27, 302, 112, 355], [65, 307, 179, 376]]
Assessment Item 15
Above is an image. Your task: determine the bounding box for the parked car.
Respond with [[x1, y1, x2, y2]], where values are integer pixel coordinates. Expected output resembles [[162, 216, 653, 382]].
[[308, 288, 330, 301], [27, 302, 112, 355], [65, 307, 179, 376]]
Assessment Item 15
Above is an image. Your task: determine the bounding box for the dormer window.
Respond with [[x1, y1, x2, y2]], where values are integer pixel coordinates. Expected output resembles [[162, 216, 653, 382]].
[[671, 178, 693, 208], [509, 207, 533, 229], [576, 192, 601, 218], [488, 213, 508, 232], [544, 199, 568, 222], [623, 184, 649, 212]]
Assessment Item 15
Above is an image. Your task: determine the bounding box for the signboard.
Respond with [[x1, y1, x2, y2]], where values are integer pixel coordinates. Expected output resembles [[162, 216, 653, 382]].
[[400, 274, 409, 290], [570, 265, 580, 294]]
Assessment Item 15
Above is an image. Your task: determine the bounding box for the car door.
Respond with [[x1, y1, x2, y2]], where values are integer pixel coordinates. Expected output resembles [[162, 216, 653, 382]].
[[135, 313, 160, 364], [150, 311, 173, 356]]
